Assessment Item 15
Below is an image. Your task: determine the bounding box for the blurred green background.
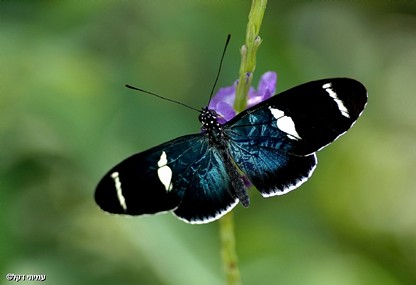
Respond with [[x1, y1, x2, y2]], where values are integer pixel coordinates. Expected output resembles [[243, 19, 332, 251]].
[[1, 1, 416, 284]]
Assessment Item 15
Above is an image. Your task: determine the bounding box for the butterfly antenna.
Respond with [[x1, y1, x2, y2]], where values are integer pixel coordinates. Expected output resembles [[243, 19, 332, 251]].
[[125, 84, 200, 112], [208, 34, 231, 105]]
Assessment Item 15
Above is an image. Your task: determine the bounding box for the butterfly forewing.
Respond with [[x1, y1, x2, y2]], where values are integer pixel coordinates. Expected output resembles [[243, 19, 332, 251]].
[[264, 78, 367, 155], [95, 134, 202, 216]]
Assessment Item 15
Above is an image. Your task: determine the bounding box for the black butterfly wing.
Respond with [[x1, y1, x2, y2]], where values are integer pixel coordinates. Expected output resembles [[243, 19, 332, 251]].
[[225, 106, 318, 197], [172, 146, 239, 224], [264, 78, 367, 155], [95, 134, 238, 223], [225, 78, 367, 196], [95, 134, 199, 215]]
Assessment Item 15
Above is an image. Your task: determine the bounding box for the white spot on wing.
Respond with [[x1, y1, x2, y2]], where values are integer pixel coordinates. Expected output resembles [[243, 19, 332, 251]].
[[269, 108, 284, 119], [157, 151, 173, 192], [323, 83, 350, 118], [269, 107, 301, 140], [111, 171, 127, 210]]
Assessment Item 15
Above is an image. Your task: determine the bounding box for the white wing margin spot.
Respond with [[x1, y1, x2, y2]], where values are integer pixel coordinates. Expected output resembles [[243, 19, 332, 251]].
[[111, 171, 127, 210], [323, 83, 350, 118]]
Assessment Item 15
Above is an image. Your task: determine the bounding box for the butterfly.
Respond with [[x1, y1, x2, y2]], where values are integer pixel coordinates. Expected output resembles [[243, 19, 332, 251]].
[[95, 77, 367, 224]]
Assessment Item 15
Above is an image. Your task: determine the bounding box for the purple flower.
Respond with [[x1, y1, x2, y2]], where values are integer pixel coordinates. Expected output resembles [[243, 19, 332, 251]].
[[209, 71, 277, 124]]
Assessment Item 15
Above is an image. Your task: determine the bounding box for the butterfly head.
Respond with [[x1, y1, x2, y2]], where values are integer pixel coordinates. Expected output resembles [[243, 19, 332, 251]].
[[199, 107, 224, 142]]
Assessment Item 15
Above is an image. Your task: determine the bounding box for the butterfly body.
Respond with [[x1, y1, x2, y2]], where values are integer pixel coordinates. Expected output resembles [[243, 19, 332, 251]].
[[199, 107, 250, 207], [95, 78, 367, 224]]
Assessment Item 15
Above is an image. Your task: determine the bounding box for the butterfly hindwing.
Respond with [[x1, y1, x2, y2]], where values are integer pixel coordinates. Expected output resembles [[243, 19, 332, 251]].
[[95, 134, 238, 223], [225, 103, 318, 196], [173, 146, 238, 224]]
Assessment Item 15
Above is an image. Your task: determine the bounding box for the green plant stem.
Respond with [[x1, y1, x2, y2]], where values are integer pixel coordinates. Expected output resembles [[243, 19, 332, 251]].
[[234, 0, 267, 112], [219, 1, 267, 285], [220, 212, 241, 285]]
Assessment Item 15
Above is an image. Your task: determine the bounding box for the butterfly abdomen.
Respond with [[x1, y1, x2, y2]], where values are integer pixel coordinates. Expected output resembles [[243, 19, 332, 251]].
[[220, 146, 250, 207]]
